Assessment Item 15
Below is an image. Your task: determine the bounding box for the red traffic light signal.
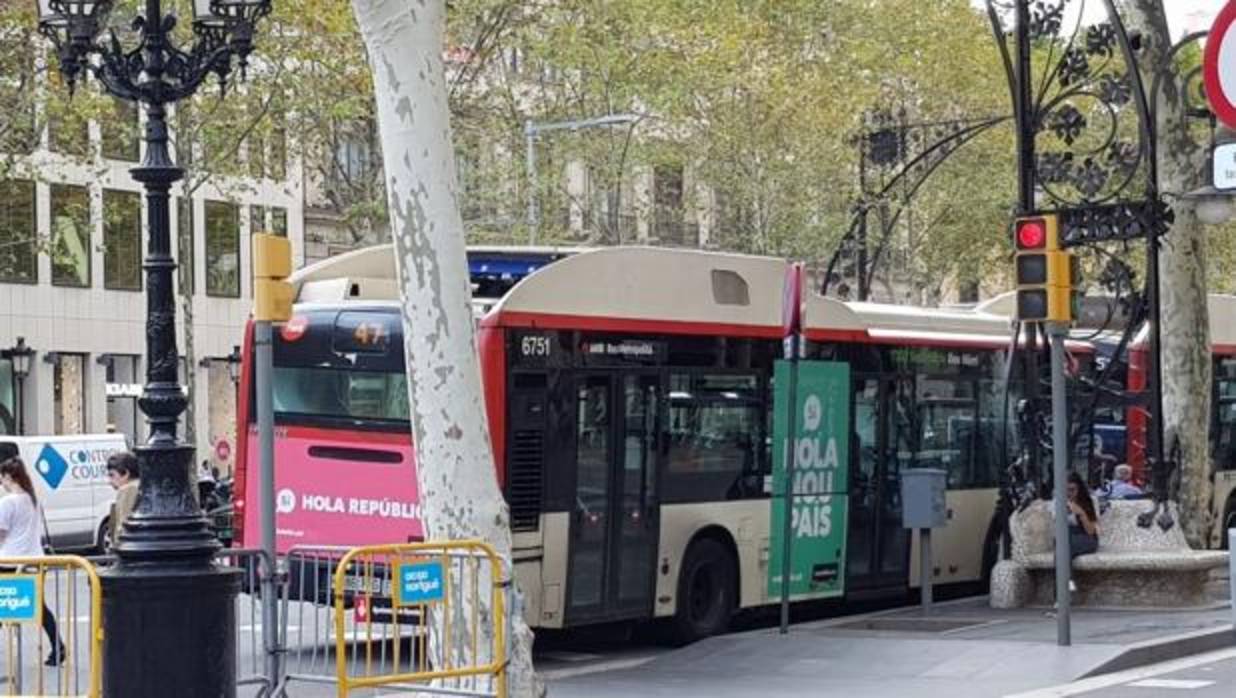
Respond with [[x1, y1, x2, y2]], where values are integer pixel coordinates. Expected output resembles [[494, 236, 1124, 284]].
[[1016, 218, 1047, 250]]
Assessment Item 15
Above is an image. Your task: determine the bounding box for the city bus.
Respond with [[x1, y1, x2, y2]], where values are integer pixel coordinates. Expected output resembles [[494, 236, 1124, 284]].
[[235, 244, 1086, 639], [231, 245, 581, 555], [1126, 294, 1236, 548], [476, 247, 1086, 639]]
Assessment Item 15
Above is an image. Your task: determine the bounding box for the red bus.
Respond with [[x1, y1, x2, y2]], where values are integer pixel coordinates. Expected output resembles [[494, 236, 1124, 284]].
[[232, 245, 579, 554], [1126, 293, 1236, 547]]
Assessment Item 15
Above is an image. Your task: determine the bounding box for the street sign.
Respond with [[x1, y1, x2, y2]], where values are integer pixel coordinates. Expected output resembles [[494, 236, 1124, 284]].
[[768, 361, 849, 600], [1215, 142, 1236, 190], [1205, 1, 1236, 129], [0, 574, 41, 623], [394, 560, 445, 606]]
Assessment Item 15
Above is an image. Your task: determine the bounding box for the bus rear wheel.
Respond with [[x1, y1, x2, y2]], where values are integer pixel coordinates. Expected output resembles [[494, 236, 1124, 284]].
[[669, 538, 736, 645]]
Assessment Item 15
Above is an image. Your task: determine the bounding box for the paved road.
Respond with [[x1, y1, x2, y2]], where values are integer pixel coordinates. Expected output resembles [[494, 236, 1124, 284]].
[[1009, 648, 1236, 697]]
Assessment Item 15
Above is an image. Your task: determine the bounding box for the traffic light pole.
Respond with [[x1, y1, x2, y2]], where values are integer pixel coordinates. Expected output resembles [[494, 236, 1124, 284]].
[[252, 233, 293, 691], [254, 318, 281, 688], [1048, 322, 1071, 646], [1013, 0, 1044, 488]]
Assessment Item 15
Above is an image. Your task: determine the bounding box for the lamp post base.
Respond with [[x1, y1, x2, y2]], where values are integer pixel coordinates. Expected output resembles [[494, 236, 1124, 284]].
[[101, 564, 241, 698], [100, 443, 240, 698]]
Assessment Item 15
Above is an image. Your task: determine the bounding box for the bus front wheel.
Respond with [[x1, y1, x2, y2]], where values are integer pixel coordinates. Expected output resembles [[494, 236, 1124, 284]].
[[670, 538, 736, 645]]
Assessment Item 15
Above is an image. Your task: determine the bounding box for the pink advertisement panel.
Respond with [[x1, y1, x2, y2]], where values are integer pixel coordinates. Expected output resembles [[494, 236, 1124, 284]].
[[242, 425, 422, 553]]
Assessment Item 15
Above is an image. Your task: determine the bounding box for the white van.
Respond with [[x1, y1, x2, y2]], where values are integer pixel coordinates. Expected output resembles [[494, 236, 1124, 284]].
[[0, 434, 129, 552]]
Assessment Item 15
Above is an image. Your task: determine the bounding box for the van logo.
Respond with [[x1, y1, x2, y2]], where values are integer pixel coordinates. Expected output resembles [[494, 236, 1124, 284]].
[[34, 445, 69, 490]]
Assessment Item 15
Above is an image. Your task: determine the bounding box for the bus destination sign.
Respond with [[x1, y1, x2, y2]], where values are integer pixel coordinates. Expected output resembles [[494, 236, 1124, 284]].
[[333, 311, 397, 354]]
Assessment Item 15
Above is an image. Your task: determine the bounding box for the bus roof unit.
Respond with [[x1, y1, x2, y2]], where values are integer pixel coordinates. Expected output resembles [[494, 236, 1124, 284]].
[[481, 246, 794, 338]]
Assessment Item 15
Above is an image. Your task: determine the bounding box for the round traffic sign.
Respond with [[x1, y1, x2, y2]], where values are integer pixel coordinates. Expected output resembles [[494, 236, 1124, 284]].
[[215, 439, 232, 461], [1205, 1, 1236, 129]]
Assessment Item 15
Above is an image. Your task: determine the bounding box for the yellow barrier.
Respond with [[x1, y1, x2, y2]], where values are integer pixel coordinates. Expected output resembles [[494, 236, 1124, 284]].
[[332, 540, 508, 698], [0, 555, 102, 698]]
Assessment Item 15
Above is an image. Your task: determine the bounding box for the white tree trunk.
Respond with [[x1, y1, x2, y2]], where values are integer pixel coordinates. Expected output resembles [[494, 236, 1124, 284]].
[[1124, 0, 1213, 547], [351, 1, 541, 695]]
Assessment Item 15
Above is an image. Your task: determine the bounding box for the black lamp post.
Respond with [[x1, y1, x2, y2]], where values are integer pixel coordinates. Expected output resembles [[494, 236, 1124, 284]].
[[35, 1, 271, 696], [226, 344, 242, 384], [2, 337, 34, 435]]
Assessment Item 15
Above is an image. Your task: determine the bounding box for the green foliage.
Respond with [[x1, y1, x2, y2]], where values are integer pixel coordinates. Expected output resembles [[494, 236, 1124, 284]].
[[13, 0, 1229, 303]]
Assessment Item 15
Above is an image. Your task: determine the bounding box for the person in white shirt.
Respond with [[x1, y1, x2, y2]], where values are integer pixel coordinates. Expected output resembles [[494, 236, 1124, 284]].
[[0, 457, 66, 665], [1108, 464, 1144, 499]]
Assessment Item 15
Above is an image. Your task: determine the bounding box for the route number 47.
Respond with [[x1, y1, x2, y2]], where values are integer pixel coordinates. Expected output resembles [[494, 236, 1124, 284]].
[[521, 335, 551, 357]]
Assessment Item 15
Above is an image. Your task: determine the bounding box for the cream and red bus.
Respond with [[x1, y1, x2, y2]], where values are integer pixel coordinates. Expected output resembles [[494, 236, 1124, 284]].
[[236, 245, 1073, 639]]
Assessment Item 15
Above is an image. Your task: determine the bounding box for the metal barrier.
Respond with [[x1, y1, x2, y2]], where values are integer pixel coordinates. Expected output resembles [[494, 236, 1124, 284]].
[[0, 555, 102, 698], [85, 548, 284, 698], [332, 541, 509, 698], [4, 543, 508, 698], [280, 546, 351, 692], [216, 548, 282, 698]]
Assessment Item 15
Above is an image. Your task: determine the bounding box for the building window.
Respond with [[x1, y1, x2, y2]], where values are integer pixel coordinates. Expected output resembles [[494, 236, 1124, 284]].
[[46, 65, 90, 157], [50, 184, 91, 287], [654, 165, 687, 245], [248, 130, 266, 179], [101, 98, 140, 162], [269, 123, 287, 180], [0, 179, 37, 284], [249, 205, 267, 234], [104, 355, 140, 445], [271, 207, 288, 237], [334, 127, 373, 184], [173, 101, 194, 168], [205, 200, 240, 297], [178, 197, 194, 296], [103, 189, 142, 290], [1, 39, 37, 155], [53, 353, 87, 435]]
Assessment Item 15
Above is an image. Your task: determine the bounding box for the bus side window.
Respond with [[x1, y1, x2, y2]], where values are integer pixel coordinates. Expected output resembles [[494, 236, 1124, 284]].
[[663, 372, 764, 502], [1214, 359, 1236, 470]]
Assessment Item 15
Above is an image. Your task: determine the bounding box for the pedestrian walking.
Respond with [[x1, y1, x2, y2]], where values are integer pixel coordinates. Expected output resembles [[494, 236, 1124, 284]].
[[0, 457, 66, 666], [107, 451, 141, 544]]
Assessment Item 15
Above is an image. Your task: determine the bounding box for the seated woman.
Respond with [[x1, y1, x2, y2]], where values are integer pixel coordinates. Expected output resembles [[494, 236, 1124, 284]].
[[1064, 472, 1100, 592]]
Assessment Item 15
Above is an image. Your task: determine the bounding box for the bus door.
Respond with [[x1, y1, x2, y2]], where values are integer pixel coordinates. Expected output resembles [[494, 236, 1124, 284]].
[[566, 372, 661, 623], [847, 376, 911, 592]]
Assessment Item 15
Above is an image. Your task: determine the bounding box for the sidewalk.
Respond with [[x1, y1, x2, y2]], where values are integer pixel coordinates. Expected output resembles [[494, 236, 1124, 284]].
[[547, 597, 1236, 698]]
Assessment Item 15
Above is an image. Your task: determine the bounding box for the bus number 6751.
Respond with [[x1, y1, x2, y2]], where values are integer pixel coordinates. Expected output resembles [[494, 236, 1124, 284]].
[[520, 335, 551, 357]]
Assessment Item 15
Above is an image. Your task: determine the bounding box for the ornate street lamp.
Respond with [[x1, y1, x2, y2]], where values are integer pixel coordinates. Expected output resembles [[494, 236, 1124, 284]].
[[35, 1, 271, 695], [2, 338, 34, 435], [226, 344, 242, 384]]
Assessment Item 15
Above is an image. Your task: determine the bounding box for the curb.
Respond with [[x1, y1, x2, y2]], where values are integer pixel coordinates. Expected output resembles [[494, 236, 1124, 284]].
[[1080, 624, 1235, 678]]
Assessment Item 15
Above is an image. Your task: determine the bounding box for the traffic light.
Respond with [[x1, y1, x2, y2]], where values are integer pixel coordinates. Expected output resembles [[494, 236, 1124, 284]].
[[253, 233, 294, 322], [1013, 214, 1077, 323]]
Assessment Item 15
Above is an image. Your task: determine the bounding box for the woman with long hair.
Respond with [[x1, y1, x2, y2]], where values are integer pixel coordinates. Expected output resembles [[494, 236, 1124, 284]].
[[1064, 471, 1100, 592], [0, 457, 66, 665]]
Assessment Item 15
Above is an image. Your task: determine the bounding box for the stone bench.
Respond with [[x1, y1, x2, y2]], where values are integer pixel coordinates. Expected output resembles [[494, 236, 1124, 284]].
[[990, 500, 1230, 609]]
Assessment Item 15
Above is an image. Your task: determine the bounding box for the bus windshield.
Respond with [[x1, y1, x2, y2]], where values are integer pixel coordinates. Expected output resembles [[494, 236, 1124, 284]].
[[273, 366, 409, 422]]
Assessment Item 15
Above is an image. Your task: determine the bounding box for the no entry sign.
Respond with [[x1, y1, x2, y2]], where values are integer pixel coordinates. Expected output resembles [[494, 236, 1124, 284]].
[[1205, 1, 1236, 129]]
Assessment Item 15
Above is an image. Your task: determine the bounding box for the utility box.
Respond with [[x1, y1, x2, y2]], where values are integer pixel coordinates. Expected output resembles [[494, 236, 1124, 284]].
[[902, 468, 948, 529]]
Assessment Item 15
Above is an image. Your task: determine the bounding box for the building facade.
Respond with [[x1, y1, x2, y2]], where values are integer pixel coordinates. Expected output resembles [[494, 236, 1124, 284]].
[[0, 104, 305, 477]]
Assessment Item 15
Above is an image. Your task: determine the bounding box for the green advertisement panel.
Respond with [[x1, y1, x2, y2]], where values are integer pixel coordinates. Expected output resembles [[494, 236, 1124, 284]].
[[768, 360, 850, 599]]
